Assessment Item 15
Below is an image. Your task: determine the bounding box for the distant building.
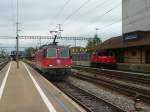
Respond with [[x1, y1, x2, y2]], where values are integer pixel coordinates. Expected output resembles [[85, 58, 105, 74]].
[[122, 0, 150, 34], [10, 51, 25, 60], [69, 46, 91, 61], [69, 46, 87, 54]]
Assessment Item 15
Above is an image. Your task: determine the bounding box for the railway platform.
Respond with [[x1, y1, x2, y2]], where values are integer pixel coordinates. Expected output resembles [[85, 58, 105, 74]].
[[0, 61, 86, 112]]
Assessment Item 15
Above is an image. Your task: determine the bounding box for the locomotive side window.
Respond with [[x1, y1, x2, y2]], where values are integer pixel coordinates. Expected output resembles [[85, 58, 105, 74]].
[[47, 48, 56, 58], [60, 48, 69, 58], [98, 51, 108, 56]]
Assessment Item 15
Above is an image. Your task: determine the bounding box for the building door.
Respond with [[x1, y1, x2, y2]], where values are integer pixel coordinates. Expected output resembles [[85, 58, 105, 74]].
[[146, 49, 150, 64], [115, 49, 124, 63]]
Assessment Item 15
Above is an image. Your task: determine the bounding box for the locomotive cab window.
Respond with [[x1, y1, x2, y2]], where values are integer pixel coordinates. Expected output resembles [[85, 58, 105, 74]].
[[60, 48, 69, 58], [47, 48, 56, 58]]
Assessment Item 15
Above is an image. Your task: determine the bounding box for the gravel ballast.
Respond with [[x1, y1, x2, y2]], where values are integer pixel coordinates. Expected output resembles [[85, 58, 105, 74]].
[[68, 76, 150, 112]]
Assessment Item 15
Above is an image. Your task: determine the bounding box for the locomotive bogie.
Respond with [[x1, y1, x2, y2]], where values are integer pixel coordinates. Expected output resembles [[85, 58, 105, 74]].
[[42, 68, 71, 81]]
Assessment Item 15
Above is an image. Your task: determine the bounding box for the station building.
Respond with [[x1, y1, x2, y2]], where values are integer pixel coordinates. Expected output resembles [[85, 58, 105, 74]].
[[97, 31, 150, 64]]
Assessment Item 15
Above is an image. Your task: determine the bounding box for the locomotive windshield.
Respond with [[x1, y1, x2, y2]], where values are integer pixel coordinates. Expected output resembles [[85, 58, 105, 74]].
[[47, 48, 56, 58], [60, 48, 69, 58]]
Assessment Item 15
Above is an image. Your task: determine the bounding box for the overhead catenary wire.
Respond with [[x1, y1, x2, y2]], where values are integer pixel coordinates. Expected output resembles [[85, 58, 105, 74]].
[[62, 0, 91, 24], [89, 2, 121, 23], [56, 0, 72, 19], [63, 0, 112, 27], [74, 2, 121, 35], [99, 5, 150, 31], [52, 0, 108, 32], [75, 0, 110, 18], [49, 0, 72, 34], [92, 19, 121, 32], [81, 19, 121, 38], [84, 1, 149, 39], [50, 0, 72, 26]]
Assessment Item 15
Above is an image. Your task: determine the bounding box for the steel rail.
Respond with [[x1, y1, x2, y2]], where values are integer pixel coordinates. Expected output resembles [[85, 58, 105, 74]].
[[0, 60, 10, 70], [26, 61, 124, 112], [53, 81, 124, 112], [72, 68, 150, 103], [73, 66, 150, 85]]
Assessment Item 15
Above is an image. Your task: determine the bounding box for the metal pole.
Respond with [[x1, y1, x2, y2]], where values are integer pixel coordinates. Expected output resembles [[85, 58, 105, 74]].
[[16, 22, 19, 68], [16, 0, 19, 68], [39, 37, 41, 47], [74, 39, 76, 47], [58, 24, 63, 37]]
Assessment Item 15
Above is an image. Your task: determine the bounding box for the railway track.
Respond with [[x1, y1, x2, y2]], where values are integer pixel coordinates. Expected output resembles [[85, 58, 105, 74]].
[[27, 61, 150, 110], [53, 81, 124, 112], [72, 66, 150, 103], [26, 62, 124, 112], [73, 65, 150, 85], [0, 60, 10, 70]]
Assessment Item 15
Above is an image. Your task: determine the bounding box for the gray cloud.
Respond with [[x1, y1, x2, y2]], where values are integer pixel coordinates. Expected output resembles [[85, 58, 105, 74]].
[[0, 0, 122, 49]]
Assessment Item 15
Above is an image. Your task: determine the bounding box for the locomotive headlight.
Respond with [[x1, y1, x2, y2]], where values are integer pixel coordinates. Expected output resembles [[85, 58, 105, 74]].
[[65, 65, 71, 67], [49, 64, 53, 67], [57, 59, 61, 64]]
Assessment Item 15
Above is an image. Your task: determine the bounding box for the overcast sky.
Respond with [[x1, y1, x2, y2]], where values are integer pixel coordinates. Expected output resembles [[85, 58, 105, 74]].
[[0, 0, 122, 51]]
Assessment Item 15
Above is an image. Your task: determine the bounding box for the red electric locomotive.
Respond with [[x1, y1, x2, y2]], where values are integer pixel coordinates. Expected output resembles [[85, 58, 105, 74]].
[[35, 44, 72, 80], [90, 50, 117, 68]]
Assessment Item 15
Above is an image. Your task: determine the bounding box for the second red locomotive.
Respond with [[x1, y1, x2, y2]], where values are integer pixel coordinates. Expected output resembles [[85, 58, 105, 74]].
[[90, 50, 117, 68]]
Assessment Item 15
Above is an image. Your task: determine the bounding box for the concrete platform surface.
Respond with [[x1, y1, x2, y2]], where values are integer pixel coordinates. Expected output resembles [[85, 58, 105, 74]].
[[0, 61, 86, 112]]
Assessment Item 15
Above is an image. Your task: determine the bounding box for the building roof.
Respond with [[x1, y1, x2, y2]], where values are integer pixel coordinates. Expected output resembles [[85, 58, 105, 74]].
[[97, 31, 150, 50], [70, 46, 85, 49]]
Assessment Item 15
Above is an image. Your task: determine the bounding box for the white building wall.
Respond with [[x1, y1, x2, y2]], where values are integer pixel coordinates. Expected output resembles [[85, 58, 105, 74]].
[[122, 0, 150, 34]]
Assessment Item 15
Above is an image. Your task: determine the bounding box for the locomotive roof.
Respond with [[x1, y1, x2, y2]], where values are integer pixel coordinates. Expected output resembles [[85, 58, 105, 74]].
[[39, 44, 69, 50]]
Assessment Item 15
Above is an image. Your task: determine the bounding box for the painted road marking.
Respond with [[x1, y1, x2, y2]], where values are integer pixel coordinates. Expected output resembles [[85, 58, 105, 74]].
[[0, 62, 11, 100], [23, 62, 56, 112]]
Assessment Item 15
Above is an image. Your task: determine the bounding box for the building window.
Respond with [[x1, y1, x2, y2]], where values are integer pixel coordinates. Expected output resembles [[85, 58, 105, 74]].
[[125, 34, 137, 40], [132, 51, 137, 56]]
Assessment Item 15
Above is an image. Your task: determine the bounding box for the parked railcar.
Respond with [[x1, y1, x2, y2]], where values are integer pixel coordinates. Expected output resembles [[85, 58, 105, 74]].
[[35, 44, 72, 80], [90, 51, 117, 68]]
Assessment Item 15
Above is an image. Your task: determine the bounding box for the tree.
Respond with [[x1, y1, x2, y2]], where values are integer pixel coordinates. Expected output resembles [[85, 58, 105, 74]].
[[0, 49, 6, 58], [25, 47, 37, 59], [86, 34, 102, 51], [93, 34, 102, 45]]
